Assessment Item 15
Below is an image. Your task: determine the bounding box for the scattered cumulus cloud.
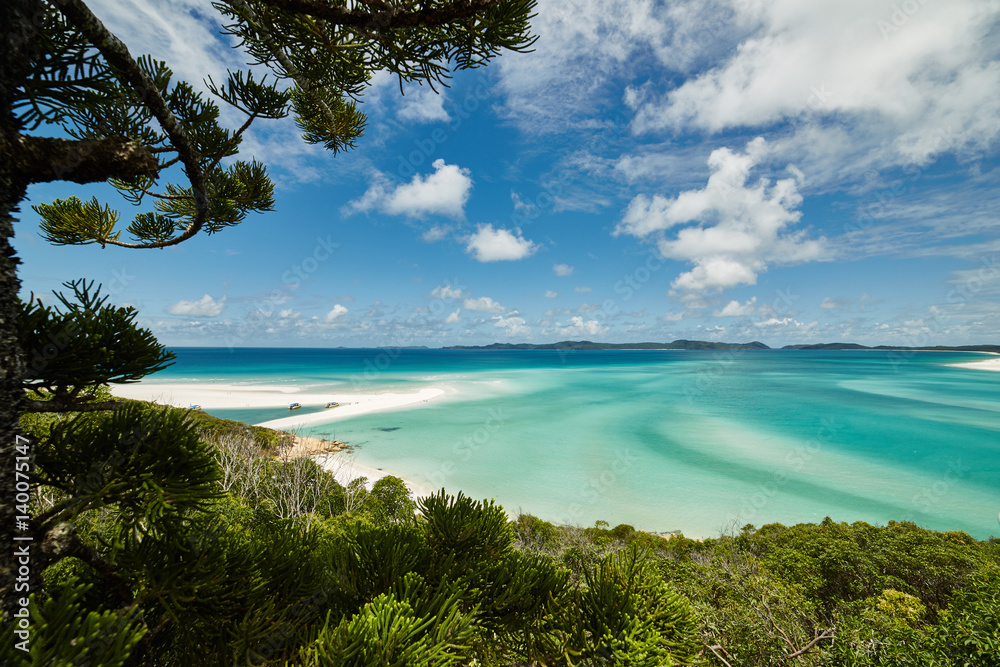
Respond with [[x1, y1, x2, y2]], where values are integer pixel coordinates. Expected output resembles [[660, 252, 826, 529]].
[[397, 86, 450, 123], [553, 263, 574, 276], [463, 296, 506, 313], [422, 225, 451, 242], [465, 224, 539, 262], [445, 309, 461, 323], [325, 304, 349, 322], [755, 317, 815, 329], [431, 285, 464, 300], [493, 313, 530, 337], [714, 297, 758, 317], [558, 316, 607, 337], [167, 294, 226, 317], [544, 290, 559, 298], [819, 294, 876, 312], [574, 286, 592, 293], [630, 0, 1000, 168], [512, 191, 536, 215], [616, 138, 824, 293], [345, 159, 472, 219]]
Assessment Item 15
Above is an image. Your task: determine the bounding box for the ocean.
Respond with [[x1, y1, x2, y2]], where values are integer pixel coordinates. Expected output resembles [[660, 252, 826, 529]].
[[153, 348, 1000, 539]]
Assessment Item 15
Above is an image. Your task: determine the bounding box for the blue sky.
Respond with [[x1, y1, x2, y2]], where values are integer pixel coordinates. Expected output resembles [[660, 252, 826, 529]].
[[15, 0, 1000, 347]]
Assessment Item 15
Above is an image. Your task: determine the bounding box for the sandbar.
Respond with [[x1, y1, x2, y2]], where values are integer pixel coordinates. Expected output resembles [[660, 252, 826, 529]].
[[110, 382, 447, 428], [944, 357, 1000, 372]]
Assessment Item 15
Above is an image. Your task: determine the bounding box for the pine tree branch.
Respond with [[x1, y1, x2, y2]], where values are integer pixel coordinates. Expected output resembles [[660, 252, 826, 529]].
[[224, 0, 341, 139], [255, 0, 503, 31], [10, 135, 158, 185], [707, 644, 734, 667], [47, 0, 211, 249], [38, 521, 134, 605], [34, 498, 75, 531], [204, 111, 257, 176], [785, 628, 835, 660]]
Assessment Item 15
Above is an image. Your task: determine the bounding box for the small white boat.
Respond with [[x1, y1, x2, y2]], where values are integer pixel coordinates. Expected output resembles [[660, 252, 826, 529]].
[[288, 402, 302, 410], [325, 401, 340, 408]]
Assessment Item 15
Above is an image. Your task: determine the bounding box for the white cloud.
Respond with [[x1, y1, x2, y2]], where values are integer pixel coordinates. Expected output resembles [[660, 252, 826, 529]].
[[496, 0, 679, 133], [493, 313, 531, 337], [616, 138, 824, 292], [553, 263, 574, 276], [755, 317, 815, 329], [818, 293, 876, 313], [87, 0, 238, 99], [422, 225, 451, 242], [558, 316, 607, 337], [574, 286, 593, 293], [714, 297, 758, 317], [512, 191, 536, 215], [325, 304, 348, 322], [465, 224, 539, 262], [167, 294, 226, 317], [463, 296, 506, 313], [445, 309, 461, 324], [431, 285, 464, 300], [632, 0, 1000, 167], [397, 86, 450, 123], [345, 159, 472, 219], [544, 290, 559, 298]]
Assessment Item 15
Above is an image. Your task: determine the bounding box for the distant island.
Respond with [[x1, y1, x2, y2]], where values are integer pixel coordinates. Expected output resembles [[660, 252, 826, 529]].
[[442, 339, 770, 350], [441, 339, 1000, 352]]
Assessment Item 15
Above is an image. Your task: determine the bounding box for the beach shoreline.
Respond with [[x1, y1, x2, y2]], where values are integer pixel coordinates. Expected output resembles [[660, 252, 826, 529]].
[[111, 381, 446, 498], [110, 382, 449, 428], [943, 357, 1000, 372], [310, 450, 436, 497]]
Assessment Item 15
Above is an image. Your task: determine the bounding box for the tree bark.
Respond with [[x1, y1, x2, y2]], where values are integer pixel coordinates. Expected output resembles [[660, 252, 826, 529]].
[[0, 0, 44, 622], [10, 135, 159, 185]]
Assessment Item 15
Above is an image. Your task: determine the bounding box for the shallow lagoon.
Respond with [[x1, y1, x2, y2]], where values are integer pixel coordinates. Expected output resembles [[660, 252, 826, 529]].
[[162, 348, 1000, 539]]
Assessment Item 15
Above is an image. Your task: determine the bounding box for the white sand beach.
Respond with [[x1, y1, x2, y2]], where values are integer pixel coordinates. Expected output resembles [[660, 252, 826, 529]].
[[311, 451, 435, 497], [112, 381, 446, 501], [944, 357, 1000, 372], [110, 382, 448, 428]]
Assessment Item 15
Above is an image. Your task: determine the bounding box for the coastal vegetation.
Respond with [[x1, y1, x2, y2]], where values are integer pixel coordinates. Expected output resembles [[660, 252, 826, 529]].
[[6, 381, 1000, 664]]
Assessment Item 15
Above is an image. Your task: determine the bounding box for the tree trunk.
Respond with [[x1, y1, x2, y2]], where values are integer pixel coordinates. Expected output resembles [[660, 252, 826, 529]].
[[0, 0, 43, 620]]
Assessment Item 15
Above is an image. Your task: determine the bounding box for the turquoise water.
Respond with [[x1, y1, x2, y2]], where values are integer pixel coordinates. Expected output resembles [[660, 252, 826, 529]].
[[156, 348, 1000, 539]]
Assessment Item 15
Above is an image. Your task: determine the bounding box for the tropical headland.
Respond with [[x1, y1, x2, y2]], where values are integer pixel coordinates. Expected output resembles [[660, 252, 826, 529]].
[[110, 342, 1000, 520]]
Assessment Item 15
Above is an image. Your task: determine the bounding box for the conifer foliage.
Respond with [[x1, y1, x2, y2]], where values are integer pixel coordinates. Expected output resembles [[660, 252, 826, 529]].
[[0, 0, 538, 629]]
